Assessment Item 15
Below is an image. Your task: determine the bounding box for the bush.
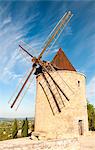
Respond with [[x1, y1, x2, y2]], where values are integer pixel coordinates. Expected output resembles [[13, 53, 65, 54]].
[[87, 102, 95, 131]]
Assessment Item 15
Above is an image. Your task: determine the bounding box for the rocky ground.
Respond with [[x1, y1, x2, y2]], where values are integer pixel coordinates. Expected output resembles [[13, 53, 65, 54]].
[[0, 137, 79, 150], [79, 136, 95, 150], [0, 136, 94, 150]]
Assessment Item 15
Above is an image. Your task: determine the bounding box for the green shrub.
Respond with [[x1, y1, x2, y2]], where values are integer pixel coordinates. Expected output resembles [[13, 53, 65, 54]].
[[21, 118, 28, 137], [12, 119, 18, 138], [87, 102, 95, 131]]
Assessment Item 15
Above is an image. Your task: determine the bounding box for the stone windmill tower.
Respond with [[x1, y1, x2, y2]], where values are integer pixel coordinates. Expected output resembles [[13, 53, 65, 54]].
[[9, 11, 88, 140], [34, 48, 88, 139]]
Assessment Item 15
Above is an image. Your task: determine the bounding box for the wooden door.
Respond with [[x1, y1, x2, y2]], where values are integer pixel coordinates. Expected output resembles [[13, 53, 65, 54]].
[[78, 120, 83, 135]]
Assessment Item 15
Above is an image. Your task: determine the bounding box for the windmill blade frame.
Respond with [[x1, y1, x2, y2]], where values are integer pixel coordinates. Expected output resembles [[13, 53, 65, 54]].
[[15, 75, 35, 111], [38, 11, 73, 59], [9, 11, 73, 110], [42, 64, 70, 101], [41, 72, 61, 113], [33, 59, 70, 113], [19, 45, 33, 58], [10, 66, 35, 108], [8, 67, 33, 105], [39, 82, 55, 115]]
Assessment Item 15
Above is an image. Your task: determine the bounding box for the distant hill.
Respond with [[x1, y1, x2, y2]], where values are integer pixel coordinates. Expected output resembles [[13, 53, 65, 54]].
[[0, 117, 34, 121]]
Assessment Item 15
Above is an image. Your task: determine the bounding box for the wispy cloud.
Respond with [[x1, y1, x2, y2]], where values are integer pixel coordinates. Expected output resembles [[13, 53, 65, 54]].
[[0, 3, 41, 83], [3, 16, 11, 25]]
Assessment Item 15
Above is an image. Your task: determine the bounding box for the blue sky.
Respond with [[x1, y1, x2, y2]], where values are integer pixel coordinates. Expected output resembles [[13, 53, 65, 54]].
[[0, 1, 95, 118]]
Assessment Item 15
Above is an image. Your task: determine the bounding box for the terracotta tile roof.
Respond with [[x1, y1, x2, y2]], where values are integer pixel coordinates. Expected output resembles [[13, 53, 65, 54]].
[[51, 48, 76, 71]]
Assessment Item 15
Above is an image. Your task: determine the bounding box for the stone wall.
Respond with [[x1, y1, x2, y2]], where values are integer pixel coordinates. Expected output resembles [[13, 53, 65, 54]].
[[0, 137, 80, 150], [34, 70, 88, 139]]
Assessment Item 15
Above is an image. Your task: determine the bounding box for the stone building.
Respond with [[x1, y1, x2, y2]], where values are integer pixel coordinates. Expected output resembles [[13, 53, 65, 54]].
[[34, 48, 88, 139]]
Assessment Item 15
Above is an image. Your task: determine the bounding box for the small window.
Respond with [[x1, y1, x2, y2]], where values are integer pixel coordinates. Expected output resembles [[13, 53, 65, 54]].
[[78, 81, 80, 87]]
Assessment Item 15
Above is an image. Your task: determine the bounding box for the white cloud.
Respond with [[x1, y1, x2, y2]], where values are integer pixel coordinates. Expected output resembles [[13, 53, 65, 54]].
[[3, 16, 11, 25], [0, 7, 41, 84]]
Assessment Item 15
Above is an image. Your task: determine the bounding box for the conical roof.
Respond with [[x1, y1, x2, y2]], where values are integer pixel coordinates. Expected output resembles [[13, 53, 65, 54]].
[[51, 48, 76, 71]]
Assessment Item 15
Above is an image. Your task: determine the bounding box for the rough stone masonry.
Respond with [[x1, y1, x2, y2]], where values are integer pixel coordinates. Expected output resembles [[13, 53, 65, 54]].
[[34, 48, 88, 139]]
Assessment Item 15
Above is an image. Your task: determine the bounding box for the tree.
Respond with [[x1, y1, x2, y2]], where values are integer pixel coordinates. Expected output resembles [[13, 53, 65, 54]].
[[87, 102, 95, 131], [12, 119, 18, 138], [31, 121, 34, 132], [21, 118, 28, 137]]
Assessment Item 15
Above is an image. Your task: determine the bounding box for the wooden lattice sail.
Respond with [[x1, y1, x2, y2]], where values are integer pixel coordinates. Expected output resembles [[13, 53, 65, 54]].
[[9, 11, 73, 109]]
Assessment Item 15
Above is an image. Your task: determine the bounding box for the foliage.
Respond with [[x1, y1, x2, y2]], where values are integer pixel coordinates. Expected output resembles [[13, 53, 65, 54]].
[[21, 118, 29, 137], [31, 121, 34, 132], [87, 102, 95, 131], [0, 119, 33, 141], [12, 119, 18, 138]]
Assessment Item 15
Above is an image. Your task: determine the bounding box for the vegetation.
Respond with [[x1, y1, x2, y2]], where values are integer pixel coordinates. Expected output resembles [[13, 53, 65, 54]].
[[0, 120, 12, 141], [0, 118, 34, 141], [12, 119, 18, 138], [0, 101, 95, 141], [87, 102, 95, 131], [21, 118, 28, 137], [31, 121, 34, 132]]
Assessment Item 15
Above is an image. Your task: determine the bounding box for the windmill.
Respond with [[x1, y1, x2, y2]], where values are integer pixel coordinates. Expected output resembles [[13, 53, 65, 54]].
[[9, 11, 89, 139], [9, 11, 73, 114]]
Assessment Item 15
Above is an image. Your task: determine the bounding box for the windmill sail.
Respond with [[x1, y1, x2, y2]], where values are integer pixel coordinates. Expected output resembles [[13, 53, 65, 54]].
[[39, 82, 55, 115], [39, 71, 65, 114], [37, 50, 76, 114], [38, 11, 73, 59], [9, 11, 73, 109], [10, 67, 35, 108]]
